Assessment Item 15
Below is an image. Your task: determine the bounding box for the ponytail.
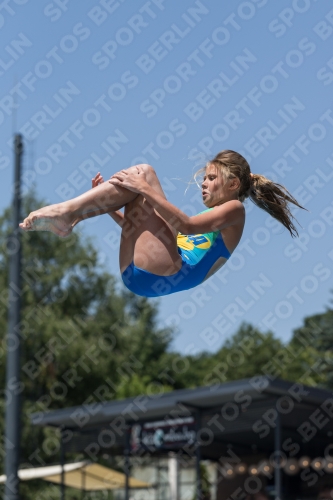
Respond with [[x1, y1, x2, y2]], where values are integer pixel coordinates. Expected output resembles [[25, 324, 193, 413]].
[[248, 173, 305, 238]]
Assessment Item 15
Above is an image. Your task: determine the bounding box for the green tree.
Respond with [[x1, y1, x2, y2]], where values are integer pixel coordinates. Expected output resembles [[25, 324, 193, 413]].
[[175, 323, 284, 388], [0, 193, 174, 498], [287, 301, 333, 387], [174, 321, 327, 389]]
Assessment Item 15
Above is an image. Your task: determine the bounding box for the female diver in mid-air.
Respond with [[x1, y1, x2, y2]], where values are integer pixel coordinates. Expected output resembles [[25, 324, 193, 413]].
[[19, 150, 304, 297]]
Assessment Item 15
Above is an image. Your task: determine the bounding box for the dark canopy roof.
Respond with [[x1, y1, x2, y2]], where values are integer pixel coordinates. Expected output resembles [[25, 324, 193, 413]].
[[31, 377, 333, 459]]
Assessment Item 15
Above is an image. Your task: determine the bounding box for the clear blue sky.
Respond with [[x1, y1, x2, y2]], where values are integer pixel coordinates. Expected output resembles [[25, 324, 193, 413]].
[[1, 0, 333, 354]]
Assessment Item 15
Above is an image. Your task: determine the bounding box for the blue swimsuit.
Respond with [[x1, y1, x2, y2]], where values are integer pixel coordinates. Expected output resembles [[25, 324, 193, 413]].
[[121, 211, 231, 297]]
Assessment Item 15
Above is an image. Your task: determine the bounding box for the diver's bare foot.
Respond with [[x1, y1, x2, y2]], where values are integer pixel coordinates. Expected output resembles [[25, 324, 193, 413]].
[[19, 204, 73, 237]]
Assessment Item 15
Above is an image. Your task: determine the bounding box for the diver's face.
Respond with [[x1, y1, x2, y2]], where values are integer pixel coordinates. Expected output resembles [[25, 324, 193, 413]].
[[201, 164, 227, 207]]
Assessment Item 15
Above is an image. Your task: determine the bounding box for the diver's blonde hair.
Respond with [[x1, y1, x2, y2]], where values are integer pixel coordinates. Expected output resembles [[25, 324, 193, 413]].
[[196, 150, 305, 238]]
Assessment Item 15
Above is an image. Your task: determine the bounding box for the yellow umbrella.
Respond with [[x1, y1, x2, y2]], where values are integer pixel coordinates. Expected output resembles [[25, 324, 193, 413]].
[[0, 462, 150, 491]]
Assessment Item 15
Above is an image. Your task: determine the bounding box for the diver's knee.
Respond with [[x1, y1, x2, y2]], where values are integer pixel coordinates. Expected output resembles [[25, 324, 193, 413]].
[[136, 164, 155, 176]]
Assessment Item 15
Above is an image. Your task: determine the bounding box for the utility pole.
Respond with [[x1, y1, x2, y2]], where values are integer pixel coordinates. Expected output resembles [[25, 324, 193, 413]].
[[4, 134, 23, 500]]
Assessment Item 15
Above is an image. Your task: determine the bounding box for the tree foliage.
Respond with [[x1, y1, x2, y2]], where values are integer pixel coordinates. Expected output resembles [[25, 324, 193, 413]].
[[288, 302, 333, 387], [0, 193, 173, 498]]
